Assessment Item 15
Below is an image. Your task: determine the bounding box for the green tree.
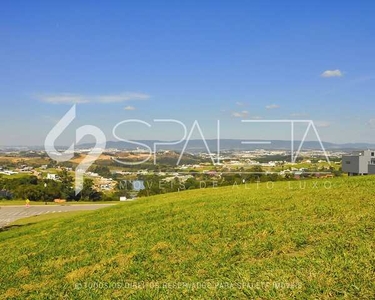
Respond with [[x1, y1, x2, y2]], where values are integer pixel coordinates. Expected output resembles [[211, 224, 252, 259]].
[[58, 169, 74, 199], [79, 178, 103, 201]]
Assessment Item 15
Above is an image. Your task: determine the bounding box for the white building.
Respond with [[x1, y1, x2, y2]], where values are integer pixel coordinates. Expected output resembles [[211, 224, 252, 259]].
[[47, 173, 59, 181]]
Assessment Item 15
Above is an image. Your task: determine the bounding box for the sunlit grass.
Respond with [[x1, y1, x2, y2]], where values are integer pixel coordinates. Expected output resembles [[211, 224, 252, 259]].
[[0, 176, 374, 299]]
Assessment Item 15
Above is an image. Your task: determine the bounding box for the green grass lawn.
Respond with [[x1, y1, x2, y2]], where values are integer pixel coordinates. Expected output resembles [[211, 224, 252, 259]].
[[8, 211, 90, 226], [0, 173, 32, 179], [0, 176, 374, 299]]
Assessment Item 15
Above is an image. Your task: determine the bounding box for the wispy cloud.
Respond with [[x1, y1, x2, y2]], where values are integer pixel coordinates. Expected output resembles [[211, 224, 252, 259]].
[[266, 104, 279, 109], [231, 111, 248, 118], [315, 121, 331, 128], [290, 113, 309, 118], [96, 92, 149, 103], [321, 69, 343, 78], [124, 106, 136, 111], [37, 92, 150, 104], [236, 101, 245, 106], [38, 93, 90, 104]]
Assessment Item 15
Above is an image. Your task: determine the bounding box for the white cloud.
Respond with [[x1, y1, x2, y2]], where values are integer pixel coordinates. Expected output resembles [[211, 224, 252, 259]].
[[96, 92, 150, 103], [290, 113, 309, 118], [321, 69, 343, 78], [38, 93, 89, 104], [236, 101, 244, 106], [265, 104, 279, 109], [124, 106, 136, 111], [315, 121, 331, 128], [231, 111, 248, 118], [38, 92, 150, 104]]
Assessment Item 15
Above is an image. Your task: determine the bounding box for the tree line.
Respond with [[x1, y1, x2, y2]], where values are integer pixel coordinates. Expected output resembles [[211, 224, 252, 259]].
[[0, 170, 104, 201]]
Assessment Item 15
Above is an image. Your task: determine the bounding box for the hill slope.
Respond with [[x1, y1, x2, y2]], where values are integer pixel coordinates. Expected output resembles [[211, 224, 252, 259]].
[[1, 177, 374, 299]]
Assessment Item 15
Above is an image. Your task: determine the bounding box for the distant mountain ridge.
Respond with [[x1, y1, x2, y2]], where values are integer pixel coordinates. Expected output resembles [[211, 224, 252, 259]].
[[79, 139, 375, 152], [2, 140, 375, 152]]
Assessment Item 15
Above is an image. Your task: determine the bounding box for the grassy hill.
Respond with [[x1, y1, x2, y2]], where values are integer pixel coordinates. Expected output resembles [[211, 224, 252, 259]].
[[1, 176, 374, 299]]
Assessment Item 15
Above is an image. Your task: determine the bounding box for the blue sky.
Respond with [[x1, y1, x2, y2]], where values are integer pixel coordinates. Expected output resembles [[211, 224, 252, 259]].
[[1, 1, 375, 146]]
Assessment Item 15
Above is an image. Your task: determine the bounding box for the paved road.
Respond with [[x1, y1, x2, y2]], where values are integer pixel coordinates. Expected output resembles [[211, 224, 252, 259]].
[[0, 204, 113, 228]]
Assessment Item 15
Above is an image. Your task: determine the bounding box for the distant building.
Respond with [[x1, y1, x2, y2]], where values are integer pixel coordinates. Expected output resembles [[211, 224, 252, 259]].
[[0, 170, 18, 175], [85, 172, 99, 177], [100, 184, 112, 191], [47, 173, 59, 180], [342, 150, 375, 175]]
